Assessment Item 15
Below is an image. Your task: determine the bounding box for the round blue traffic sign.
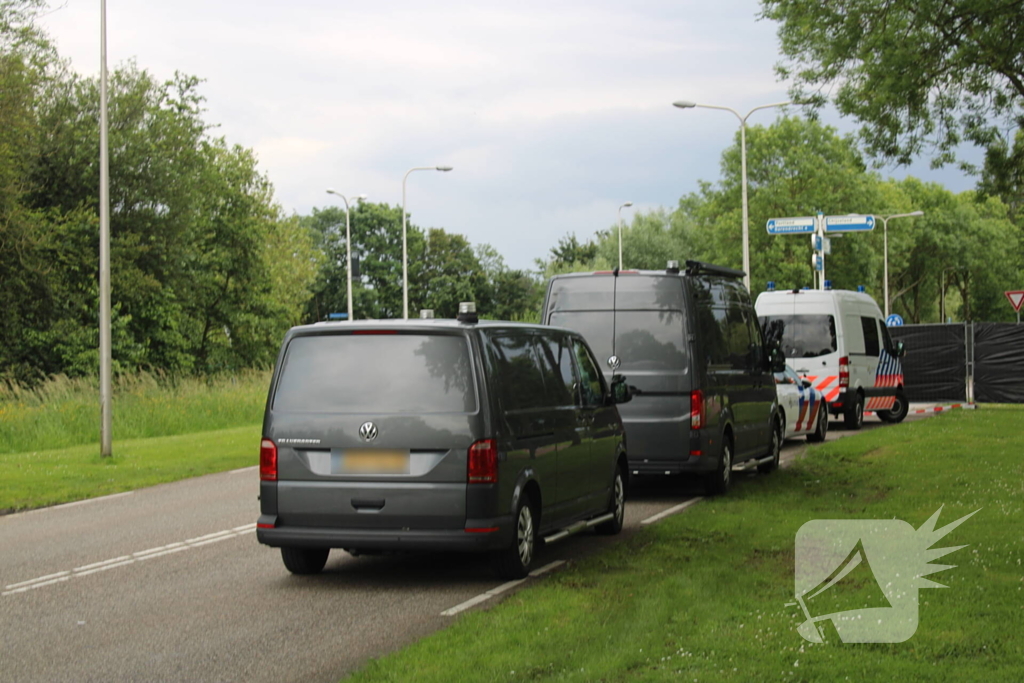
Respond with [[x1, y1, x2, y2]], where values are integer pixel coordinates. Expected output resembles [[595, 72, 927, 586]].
[[886, 314, 904, 327]]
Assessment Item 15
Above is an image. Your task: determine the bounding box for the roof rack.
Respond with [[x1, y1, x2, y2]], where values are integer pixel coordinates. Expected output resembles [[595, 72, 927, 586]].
[[684, 260, 745, 279]]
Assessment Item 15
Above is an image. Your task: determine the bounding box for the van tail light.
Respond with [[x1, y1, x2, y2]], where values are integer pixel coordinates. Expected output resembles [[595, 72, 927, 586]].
[[838, 356, 850, 388], [690, 390, 705, 430], [260, 439, 278, 481], [468, 439, 498, 484]]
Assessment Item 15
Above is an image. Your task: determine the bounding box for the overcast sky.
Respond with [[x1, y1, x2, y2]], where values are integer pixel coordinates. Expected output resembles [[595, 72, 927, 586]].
[[38, 0, 974, 271]]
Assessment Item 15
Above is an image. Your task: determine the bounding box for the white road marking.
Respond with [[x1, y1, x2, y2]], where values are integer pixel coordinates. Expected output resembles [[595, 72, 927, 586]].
[[229, 466, 258, 474], [15, 491, 134, 517], [2, 523, 257, 598], [440, 560, 567, 616], [640, 497, 703, 525]]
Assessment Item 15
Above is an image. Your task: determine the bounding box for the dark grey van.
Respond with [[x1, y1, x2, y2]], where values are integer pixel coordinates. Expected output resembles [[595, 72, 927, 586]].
[[541, 261, 783, 494], [256, 306, 631, 579]]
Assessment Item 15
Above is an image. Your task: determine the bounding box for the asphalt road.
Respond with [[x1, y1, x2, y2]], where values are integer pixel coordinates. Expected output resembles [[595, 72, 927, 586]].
[[0, 410, 938, 682]]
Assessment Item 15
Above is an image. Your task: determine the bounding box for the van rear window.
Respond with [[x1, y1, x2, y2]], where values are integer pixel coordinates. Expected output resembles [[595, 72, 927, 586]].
[[549, 311, 688, 371], [273, 333, 476, 414], [759, 314, 837, 358]]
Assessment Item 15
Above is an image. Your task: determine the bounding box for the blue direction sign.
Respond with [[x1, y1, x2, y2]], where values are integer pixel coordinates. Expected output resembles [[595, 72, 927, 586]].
[[825, 214, 875, 233], [886, 314, 904, 327], [767, 216, 817, 235]]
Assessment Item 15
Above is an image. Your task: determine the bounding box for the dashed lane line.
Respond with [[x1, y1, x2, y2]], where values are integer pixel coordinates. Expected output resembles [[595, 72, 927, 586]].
[[2, 523, 256, 597]]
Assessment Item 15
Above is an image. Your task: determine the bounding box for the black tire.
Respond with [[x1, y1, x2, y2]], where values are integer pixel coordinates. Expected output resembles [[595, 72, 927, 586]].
[[758, 420, 781, 473], [878, 391, 909, 424], [705, 436, 733, 495], [491, 494, 536, 579], [844, 392, 864, 430], [595, 465, 626, 535], [281, 547, 329, 575], [807, 404, 829, 442]]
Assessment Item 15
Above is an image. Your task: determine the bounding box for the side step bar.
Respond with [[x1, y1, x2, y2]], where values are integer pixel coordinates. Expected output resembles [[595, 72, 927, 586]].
[[734, 454, 777, 472], [542, 512, 615, 545]]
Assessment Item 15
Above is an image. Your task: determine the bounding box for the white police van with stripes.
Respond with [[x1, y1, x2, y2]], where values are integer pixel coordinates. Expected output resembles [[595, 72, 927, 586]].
[[756, 287, 908, 429]]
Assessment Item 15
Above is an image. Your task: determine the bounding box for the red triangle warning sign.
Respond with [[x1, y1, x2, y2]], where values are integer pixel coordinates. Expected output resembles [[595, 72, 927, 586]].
[[1006, 290, 1024, 312]]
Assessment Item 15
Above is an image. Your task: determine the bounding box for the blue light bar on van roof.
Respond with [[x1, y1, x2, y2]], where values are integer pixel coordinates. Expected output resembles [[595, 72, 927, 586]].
[[766, 281, 776, 291], [857, 285, 865, 292], [327, 312, 348, 321], [824, 280, 832, 290]]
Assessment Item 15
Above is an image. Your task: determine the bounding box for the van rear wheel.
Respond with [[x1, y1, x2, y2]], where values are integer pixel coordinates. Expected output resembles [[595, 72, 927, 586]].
[[491, 494, 536, 579], [844, 393, 864, 430], [757, 420, 782, 473], [595, 466, 625, 535], [281, 547, 329, 575], [705, 437, 733, 495]]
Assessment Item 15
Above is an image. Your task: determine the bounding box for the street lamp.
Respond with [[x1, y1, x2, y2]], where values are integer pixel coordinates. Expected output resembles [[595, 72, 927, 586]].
[[402, 166, 453, 319], [673, 99, 794, 291], [879, 211, 924, 318], [617, 201, 633, 271], [325, 190, 367, 322]]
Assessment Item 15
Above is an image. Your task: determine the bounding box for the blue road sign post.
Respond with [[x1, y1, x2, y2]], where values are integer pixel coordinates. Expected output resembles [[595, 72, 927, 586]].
[[886, 314, 904, 327], [766, 217, 817, 235], [825, 215, 876, 233]]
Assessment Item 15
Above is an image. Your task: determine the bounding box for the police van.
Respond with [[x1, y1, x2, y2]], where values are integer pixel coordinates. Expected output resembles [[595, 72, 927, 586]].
[[755, 287, 908, 429]]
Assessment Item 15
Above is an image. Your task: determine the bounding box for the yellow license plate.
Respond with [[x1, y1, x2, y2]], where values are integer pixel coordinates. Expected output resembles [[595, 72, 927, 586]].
[[342, 449, 409, 474]]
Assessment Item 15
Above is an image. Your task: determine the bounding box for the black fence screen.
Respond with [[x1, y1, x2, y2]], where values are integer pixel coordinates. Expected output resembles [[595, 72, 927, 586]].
[[890, 323, 1024, 404], [974, 323, 1024, 403], [890, 324, 967, 403]]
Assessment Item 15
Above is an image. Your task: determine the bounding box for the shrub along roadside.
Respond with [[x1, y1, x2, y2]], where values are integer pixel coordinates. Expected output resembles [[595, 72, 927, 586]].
[[347, 408, 1024, 682], [0, 425, 260, 513]]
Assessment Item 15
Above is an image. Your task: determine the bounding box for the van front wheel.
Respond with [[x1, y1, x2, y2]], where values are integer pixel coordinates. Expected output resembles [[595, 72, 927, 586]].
[[878, 391, 909, 424]]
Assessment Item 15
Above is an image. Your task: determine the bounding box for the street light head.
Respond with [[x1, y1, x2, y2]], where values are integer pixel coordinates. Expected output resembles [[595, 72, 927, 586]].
[[436, 165, 453, 172], [909, 210, 924, 217], [326, 188, 338, 196], [673, 100, 697, 109], [355, 194, 367, 201], [623, 201, 633, 208]]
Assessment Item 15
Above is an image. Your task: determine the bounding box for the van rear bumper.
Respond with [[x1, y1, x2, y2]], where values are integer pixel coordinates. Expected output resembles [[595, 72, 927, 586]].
[[256, 515, 513, 552]]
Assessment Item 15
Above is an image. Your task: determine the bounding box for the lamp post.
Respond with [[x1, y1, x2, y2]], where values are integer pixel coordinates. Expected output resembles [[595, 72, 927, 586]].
[[673, 99, 793, 291], [326, 190, 367, 321], [402, 166, 453, 319], [99, 0, 112, 457], [879, 211, 924, 318], [617, 201, 633, 271]]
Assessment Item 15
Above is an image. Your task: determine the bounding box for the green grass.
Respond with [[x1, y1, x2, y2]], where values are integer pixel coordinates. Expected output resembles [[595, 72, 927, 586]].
[[0, 425, 260, 512], [0, 370, 269, 454], [347, 407, 1024, 682]]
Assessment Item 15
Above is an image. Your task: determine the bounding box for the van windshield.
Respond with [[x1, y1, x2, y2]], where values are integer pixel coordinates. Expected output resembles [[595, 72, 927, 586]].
[[273, 333, 476, 414], [549, 311, 687, 372], [759, 314, 837, 358]]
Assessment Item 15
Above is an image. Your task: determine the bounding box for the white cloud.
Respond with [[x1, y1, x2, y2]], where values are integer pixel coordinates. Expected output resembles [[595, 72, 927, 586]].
[[37, 0, 976, 271]]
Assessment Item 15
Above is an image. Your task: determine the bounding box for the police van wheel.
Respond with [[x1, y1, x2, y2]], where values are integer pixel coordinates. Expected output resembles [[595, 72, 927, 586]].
[[844, 393, 864, 430], [878, 391, 909, 424]]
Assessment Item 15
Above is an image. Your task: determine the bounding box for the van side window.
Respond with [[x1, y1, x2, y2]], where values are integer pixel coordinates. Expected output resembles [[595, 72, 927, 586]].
[[708, 306, 751, 370], [879, 323, 897, 356], [860, 317, 880, 356], [487, 333, 549, 411], [535, 335, 576, 406], [572, 340, 605, 407], [744, 310, 764, 371]]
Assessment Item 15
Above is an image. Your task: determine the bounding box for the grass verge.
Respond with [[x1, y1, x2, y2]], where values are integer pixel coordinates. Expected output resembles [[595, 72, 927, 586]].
[[0, 370, 269, 454], [0, 424, 260, 513], [347, 408, 1024, 682]]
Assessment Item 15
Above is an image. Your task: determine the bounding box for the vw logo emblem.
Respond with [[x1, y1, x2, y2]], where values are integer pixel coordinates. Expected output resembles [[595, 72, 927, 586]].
[[358, 421, 378, 442], [607, 355, 621, 370]]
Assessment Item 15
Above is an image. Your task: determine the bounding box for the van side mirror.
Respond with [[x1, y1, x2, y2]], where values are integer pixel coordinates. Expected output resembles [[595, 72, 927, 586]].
[[768, 344, 786, 374], [800, 378, 812, 389], [895, 341, 906, 358], [609, 375, 633, 404]]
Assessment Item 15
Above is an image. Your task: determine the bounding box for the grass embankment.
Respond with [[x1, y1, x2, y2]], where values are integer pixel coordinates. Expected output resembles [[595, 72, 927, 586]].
[[349, 408, 1024, 682], [0, 371, 268, 512]]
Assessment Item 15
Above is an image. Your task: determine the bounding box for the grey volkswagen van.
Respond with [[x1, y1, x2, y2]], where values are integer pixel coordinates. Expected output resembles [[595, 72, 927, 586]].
[[256, 305, 631, 579], [542, 261, 783, 494]]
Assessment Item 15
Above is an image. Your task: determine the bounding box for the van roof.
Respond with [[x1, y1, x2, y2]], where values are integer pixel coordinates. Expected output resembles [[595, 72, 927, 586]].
[[294, 318, 578, 335], [754, 288, 883, 312]]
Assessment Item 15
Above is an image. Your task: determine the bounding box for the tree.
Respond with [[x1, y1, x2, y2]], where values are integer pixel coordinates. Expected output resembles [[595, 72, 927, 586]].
[[761, 0, 1024, 211], [678, 116, 885, 291]]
